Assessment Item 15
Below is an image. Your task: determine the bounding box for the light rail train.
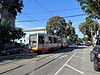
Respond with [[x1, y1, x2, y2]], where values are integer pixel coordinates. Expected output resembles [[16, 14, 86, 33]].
[[29, 33, 69, 54]]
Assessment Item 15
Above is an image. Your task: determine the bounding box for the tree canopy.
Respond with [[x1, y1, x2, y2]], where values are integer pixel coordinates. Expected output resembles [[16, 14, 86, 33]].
[[78, 16, 99, 40], [46, 17, 77, 41], [76, 0, 100, 19], [0, 0, 24, 18], [0, 24, 25, 45], [46, 16, 67, 36], [0, 0, 24, 48]]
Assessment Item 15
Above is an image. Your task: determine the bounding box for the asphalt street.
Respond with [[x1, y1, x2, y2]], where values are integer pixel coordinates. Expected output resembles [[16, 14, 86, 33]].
[[0, 45, 100, 75]]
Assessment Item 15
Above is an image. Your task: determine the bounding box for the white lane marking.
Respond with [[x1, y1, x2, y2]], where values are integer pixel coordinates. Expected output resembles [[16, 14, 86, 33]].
[[74, 56, 84, 59], [48, 54, 60, 58], [65, 64, 85, 74], [59, 55, 67, 59], [54, 52, 77, 75]]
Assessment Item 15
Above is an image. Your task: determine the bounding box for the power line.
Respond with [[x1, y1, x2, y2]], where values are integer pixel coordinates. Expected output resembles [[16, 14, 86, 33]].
[[64, 13, 86, 18], [19, 7, 80, 15], [16, 13, 86, 22], [34, 0, 53, 16]]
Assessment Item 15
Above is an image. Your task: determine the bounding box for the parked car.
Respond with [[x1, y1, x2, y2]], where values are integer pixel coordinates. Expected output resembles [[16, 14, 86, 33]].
[[85, 42, 91, 46], [90, 46, 100, 71], [0, 45, 23, 55]]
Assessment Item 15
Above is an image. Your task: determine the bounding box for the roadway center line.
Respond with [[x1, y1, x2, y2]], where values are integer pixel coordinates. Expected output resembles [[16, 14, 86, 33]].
[[54, 52, 77, 75], [65, 64, 85, 74]]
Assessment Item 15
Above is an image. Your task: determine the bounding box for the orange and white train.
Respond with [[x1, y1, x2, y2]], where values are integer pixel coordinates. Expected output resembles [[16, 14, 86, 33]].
[[29, 33, 69, 54]]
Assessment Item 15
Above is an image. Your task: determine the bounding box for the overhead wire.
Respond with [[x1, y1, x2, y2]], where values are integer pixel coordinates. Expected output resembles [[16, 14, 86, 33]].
[[34, 0, 53, 16], [16, 13, 86, 22], [19, 7, 80, 15]]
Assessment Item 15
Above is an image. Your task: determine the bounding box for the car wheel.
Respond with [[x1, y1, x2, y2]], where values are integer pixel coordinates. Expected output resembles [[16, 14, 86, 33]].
[[94, 60, 99, 71], [90, 56, 93, 62]]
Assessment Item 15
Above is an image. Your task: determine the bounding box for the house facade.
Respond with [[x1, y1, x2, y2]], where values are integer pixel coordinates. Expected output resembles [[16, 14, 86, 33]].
[[16, 27, 46, 45]]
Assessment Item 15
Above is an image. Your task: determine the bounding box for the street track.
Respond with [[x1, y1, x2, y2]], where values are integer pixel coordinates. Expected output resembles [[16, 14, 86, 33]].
[[0, 48, 69, 75]]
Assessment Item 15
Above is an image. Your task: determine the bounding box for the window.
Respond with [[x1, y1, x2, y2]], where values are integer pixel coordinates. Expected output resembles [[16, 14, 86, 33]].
[[53, 37, 57, 43], [49, 37, 52, 43], [38, 35, 44, 44]]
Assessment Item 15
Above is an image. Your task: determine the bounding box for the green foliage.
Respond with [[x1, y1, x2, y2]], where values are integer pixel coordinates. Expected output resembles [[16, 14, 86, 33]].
[[82, 37, 88, 41], [78, 16, 99, 40], [76, 0, 100, 19], [67, 20, 72, 27], [67, 27, 75, 36], [46, 16, 67, 36], [0, 24, 25, 45], [66, 20, 76, 38], [72, 34, 78, 42], [77, 38, 83, 42], [46, 16, 77, 42], [0, 0, 24, 17], [0, 0, 24, 48]]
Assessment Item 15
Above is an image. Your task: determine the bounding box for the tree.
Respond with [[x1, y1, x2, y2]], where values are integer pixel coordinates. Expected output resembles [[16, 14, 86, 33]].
[[66, 20, 76, 41], [78, 22, 87, 35], [46, 16, 67, 36], [0, 0, 23, 18], [78, 16, 99, 40], [10, 27, 26, 41], [82, 36, 88, 42], [0, 0, 24, 26], [77, 38, 83, 42], [72, 34, 78, 42], [67, 20, 72, 27], [76, 0, 100, 19], [0, 0, 25, 49], [0, 24, 25, 48]]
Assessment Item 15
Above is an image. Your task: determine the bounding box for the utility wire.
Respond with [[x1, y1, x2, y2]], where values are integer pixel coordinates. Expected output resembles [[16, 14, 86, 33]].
[[34, 0, 53, 16], [16, 13, 86, 22], [64, 13, 86, 18], [19, 7, 80, 15]]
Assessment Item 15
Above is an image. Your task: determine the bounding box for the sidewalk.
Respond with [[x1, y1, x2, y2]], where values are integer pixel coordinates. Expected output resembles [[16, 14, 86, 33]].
[[0, 53, 37, 65]]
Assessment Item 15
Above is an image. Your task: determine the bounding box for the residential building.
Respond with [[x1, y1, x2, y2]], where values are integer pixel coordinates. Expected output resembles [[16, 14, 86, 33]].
[[16, 27, 46, 45]]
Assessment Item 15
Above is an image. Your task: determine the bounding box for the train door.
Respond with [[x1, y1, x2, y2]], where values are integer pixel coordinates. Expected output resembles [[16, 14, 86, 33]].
[[38, 34, 44, 50]]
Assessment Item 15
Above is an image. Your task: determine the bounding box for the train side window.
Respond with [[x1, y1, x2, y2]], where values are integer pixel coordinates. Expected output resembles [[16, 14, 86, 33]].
[[53, 37, 57, 43], [49, 37, 52, 43], [39, 36, 44, 44]]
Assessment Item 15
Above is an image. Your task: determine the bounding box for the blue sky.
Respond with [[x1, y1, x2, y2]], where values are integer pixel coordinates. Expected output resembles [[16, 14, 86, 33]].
[[16, 0, 87, 38]]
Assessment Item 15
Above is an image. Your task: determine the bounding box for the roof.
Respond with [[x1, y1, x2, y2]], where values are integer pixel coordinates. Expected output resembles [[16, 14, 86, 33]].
[[22, 27, 46, 32]]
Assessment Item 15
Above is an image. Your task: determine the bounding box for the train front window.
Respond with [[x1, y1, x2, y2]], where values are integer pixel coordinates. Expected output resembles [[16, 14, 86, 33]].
[[29, 34, 37, 46], [32, 41, 36, 45]]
